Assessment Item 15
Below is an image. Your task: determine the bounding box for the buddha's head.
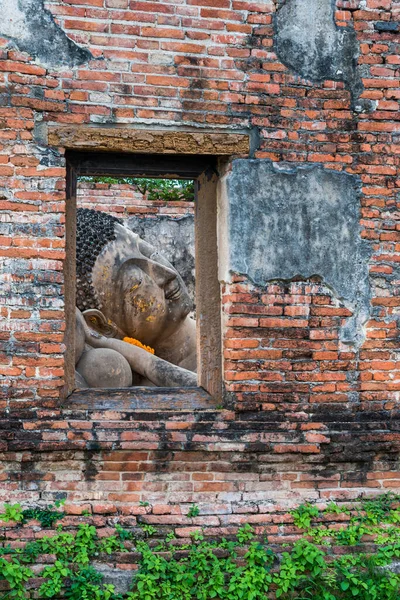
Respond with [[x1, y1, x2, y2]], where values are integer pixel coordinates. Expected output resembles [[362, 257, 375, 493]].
[[76, 208, 192, 346]]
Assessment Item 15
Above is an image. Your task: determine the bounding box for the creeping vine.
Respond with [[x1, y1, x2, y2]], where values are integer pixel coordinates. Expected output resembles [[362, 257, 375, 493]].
[[1, 494, 400, 599]]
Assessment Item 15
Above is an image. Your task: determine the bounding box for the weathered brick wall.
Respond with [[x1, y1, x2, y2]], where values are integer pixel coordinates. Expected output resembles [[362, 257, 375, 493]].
[[0, 0, 399, 521], [77, 182, 195, 220], [0, 499, 387, 596]]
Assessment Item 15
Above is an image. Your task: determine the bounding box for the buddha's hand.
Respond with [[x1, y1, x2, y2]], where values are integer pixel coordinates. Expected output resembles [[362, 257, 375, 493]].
[[76, 308, 197, 388]]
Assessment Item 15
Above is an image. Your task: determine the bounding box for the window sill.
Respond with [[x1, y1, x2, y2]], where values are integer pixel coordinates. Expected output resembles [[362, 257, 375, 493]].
[[66, 386, 215, 411]]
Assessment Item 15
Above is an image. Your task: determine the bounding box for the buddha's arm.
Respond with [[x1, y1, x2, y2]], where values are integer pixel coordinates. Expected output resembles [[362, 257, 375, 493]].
[[78, 311, 197, 388]]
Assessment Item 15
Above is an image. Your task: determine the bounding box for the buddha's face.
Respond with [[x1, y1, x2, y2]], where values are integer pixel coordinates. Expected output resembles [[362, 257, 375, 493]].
[[91, 223, 192, 346]]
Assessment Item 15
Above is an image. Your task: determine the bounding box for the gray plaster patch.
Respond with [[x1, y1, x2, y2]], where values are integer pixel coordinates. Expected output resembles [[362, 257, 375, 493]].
[[274, 0, 363, 107], [382, 562, 400, 574], [91, 563, 133, 594], [225, 159, 372, 346], [0, 0, 92, 68]]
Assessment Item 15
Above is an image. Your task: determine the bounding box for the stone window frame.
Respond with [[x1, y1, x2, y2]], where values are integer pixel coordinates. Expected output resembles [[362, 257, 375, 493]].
[[48, 127, 250, 409]]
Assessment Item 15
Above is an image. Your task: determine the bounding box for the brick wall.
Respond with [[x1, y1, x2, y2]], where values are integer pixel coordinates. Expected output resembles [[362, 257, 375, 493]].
[[0, 0, 399, 523], [77, 181, 195, 220]]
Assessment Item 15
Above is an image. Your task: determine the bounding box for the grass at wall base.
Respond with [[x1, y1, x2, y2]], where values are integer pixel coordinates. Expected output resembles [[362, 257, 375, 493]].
[[1, 494, 400, 599]]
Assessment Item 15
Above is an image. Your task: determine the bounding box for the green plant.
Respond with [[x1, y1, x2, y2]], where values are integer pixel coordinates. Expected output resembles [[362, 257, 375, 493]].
[[273, 540, 327, 598], [98, 535, 126, 555], [0, 504, 24, 523], [115, 524, 134, 542], [22, 506, 65, 528], [66, 566, 120, 600], [165, 532, 176, 543], [39, 561, 72, 598], [190, 529, 204, 542], [0, 557, 33, 599], [291, 502, 320, 530], [187, 505, 200, 519], [237, 523, 255, 544], [138, 523, 157, 538], [325, 501, 348, 516], [335, 523, 365, 546], [0, 502, 65, 528], [1, 496, 400, 599]]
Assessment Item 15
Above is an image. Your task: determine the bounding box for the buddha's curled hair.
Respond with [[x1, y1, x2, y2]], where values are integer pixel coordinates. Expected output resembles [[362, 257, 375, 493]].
[[76, 208, 122, 312]]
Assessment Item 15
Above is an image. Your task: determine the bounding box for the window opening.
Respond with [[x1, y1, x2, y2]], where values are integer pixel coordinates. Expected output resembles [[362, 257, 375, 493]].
[[75, 175, 196, 389], [66, 152, 222, 401]]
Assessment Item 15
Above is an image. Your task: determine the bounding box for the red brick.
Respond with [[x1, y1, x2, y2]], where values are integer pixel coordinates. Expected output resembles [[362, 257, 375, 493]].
[[0, 0, 398, 524], [274, 445, 320, 454]]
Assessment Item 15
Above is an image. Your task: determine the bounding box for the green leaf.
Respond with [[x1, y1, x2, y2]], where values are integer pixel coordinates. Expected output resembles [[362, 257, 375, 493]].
[[341, 581, 350, 590]]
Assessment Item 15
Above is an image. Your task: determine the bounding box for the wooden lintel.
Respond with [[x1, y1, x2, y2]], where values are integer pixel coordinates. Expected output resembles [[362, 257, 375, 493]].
[[48, 126, 250, 156]]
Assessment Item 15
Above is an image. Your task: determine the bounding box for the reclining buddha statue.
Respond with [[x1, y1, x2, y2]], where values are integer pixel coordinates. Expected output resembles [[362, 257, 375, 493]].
[[75, 208, 197, 388]]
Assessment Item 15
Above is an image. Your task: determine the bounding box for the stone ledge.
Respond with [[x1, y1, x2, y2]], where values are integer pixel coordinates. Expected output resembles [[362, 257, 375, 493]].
[[66, 386, 215, 411], [48, 126, 250, 155]]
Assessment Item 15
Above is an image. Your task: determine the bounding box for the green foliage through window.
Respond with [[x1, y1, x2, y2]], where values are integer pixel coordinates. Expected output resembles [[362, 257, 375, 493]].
[[79, 177, 195, 202]]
